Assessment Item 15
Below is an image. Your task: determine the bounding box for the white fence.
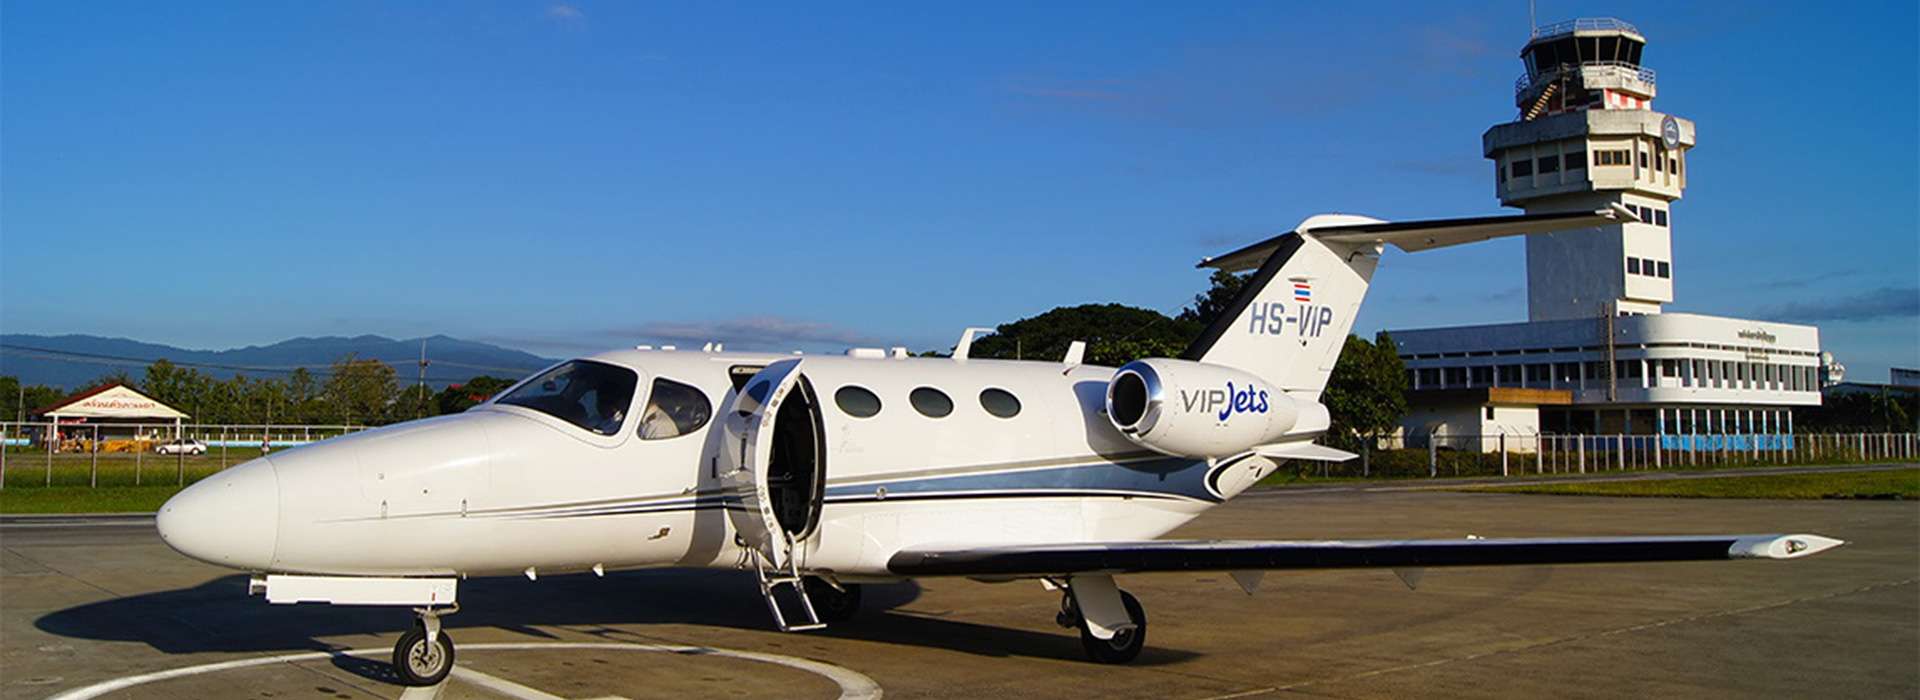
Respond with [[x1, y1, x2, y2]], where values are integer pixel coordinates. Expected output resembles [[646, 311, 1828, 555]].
[[1, 420, 1913, 489], [1355, 431, 1917, 478], [0, 421, 370, 488]]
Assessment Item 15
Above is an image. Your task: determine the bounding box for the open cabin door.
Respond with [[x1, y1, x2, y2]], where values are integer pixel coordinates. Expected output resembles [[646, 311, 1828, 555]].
[[717, 358, 824, 570]]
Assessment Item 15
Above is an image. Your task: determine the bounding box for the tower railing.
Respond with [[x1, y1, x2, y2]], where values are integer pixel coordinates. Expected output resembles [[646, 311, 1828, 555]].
[[1515, 62, 1658, 97], [1531, 18, 1641, 39]]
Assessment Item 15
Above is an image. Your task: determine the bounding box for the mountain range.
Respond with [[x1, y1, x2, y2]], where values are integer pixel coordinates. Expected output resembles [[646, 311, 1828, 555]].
[[0, 334, 556, 390]]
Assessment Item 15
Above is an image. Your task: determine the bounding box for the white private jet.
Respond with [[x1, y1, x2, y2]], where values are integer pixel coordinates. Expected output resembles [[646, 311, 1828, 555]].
[[156, 207, 1843, 685]]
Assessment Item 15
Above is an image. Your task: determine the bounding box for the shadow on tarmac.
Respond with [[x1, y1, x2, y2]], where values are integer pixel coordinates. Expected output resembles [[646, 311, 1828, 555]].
[[37, 568, 1201, 669]]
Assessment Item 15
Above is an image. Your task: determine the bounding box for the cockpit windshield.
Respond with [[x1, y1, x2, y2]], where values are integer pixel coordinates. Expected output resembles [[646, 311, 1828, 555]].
[[496, 360, 638, 436]]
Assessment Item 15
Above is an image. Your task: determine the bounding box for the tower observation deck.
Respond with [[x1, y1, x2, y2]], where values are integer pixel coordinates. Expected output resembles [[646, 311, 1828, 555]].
[[1485, 17, 1694, 321]]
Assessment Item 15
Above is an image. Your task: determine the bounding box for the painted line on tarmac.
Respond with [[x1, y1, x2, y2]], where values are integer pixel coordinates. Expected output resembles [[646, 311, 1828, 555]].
[[45, 642, 884, 700], [446, 665, 566, 700], [0, 514, 155, 529]]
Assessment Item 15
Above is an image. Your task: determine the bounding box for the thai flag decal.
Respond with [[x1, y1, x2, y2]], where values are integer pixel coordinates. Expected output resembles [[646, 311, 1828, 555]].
[[1292, 281, 1312, 302]]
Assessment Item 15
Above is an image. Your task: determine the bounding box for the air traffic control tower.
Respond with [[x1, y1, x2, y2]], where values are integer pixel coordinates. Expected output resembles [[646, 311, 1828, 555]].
[[1386, 18, 1828, 449], [1489, 18, 1692, 320]]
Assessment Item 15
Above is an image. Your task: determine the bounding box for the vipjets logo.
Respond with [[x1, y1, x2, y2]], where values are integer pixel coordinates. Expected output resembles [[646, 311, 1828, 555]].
[[1180, 382, 1271, 423], [1247, 301, 1335, 338]]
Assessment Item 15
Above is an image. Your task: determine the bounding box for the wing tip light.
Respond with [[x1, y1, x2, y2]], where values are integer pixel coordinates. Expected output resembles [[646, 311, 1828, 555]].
[[1729, 534, 1845, 560]]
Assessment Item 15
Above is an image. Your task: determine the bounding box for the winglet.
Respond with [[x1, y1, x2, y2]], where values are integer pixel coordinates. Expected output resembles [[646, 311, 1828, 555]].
[[1727, 534, 1846, 560]]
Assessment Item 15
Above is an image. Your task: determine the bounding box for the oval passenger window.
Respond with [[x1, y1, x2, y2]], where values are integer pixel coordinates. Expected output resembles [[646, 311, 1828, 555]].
[[909, 387, 954, 418], [979, 388, 1021, 418], [835, 386, 882, 418]]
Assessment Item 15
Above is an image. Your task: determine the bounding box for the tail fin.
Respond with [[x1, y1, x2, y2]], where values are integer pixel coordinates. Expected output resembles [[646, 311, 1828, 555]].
[[1182, 206, 1634, 401]]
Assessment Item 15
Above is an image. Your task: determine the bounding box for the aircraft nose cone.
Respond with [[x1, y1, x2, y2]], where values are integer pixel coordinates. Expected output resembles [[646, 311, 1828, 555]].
[[157, 458, 280, 570]]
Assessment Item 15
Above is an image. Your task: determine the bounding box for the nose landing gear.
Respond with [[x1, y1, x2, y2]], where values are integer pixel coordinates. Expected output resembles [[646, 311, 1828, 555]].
[[393, 605, 459, 686]]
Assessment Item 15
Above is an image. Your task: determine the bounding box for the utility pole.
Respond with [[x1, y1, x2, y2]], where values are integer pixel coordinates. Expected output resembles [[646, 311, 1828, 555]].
[[418, 340, 430, 419]]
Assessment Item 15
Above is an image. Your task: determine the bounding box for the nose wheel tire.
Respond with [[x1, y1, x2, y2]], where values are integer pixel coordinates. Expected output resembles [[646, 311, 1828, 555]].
[[392, 625, 456, 686], [1074, 590, 1146, 664], [804, 577, 863, 624]]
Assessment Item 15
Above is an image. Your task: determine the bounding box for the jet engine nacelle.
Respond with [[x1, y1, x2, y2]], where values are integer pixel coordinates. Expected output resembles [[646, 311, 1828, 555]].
[[1104, 358, 1316, 459]]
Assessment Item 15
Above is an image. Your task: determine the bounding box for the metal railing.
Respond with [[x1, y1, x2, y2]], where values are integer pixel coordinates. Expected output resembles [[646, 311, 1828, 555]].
[[1515, 62, 1658, 95], [1307, 431, 1915, 480], [1532, 18, 1641, 39], [0, 421, 369, 489], [0, 421, 1912, 490]]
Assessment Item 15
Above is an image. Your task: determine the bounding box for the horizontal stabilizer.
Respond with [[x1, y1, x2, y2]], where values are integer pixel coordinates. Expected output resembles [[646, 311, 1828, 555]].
[[1252, 442, 1357, 462], [1200, 205, 1636, 272], [888, 533, 1843, 577]]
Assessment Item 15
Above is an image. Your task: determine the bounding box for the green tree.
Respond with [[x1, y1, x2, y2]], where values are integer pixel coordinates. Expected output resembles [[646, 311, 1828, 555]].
[[324, 355, 398, 426], [246, 377, 288, 425], [286, 367, 324, 423], [1176, 269, 1251, 327], [143, 359, 216, 423], [1797, 389, 1917, 433], [0, 376, 67, 423], [1320, 332, 1409, 451], [87, 369, 136, 390], [966, 303, 1201, 367], [435, 376, 517, 415], [389, 383, 436, 423]]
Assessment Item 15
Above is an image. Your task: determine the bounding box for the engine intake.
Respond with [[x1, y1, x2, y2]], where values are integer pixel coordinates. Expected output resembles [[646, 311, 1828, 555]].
[[1105, 359, 1311, 458]]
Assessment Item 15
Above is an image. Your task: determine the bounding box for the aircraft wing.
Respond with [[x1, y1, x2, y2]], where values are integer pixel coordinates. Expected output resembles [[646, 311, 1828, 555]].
[[887, 534, 1843, 577]]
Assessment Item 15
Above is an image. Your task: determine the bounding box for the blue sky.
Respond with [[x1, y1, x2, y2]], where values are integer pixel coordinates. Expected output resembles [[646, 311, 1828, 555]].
[[3, 1, 1915, 380]]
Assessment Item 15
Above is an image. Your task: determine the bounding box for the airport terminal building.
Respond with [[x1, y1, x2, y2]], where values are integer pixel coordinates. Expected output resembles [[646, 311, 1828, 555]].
[[1388, 19, 1825, 450]]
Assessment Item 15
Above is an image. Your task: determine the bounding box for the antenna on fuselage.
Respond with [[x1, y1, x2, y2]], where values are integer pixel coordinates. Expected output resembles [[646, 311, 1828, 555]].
[[952, 327, 995, 361]]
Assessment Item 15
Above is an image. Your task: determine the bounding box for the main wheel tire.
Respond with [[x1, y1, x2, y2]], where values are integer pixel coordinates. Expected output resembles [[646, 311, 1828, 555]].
[[392, 626, 456, 686], [1078, 590, 1146, 664], [804, 577, 863, 624]]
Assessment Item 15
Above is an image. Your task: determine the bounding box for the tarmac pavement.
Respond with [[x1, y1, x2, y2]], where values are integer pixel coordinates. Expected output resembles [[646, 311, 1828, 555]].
[[2, 469, 1913, 699]]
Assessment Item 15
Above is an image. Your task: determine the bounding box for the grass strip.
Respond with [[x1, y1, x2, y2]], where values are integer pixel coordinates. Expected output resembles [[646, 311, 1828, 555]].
[[1461, 468, 1918, 500]]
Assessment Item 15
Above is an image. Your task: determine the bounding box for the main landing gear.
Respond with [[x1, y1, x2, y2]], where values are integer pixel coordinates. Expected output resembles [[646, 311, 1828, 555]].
[[1054, 577, 1147, 664], [393, 605, 458, 687]]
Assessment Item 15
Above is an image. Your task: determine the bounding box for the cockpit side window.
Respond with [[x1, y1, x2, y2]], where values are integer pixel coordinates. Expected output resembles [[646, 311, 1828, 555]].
[[639, 377, 713, 440], [497, 360, 638, 436]]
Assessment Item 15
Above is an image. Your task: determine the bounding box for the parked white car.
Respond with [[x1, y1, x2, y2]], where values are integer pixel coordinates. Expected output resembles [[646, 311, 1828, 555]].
[[154, 439, 208, 456]]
